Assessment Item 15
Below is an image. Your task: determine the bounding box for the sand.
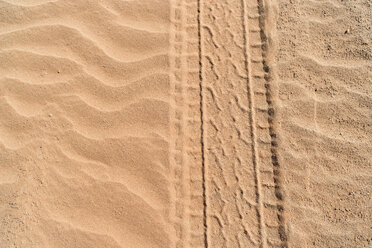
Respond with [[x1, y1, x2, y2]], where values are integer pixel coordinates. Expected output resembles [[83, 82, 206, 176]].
[[0, 0, 370, 248]]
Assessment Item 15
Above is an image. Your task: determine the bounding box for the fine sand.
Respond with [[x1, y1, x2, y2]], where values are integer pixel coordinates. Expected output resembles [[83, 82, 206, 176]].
[[0, 0, 370, 248]]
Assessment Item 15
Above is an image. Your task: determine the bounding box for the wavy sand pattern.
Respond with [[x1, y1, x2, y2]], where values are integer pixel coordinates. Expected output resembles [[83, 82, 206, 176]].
[[1, 0, 371, 248], [0, 0, 171, 247]]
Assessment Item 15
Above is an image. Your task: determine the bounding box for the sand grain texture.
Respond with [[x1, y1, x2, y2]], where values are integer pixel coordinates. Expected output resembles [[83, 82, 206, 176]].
[[0, 0, 172, 247], [1, 0, 371, 248]]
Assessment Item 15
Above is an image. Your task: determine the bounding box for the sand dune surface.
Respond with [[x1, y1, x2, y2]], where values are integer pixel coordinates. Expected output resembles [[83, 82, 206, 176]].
[[0, 0, 370, 248], [0, 0, 172, 247]]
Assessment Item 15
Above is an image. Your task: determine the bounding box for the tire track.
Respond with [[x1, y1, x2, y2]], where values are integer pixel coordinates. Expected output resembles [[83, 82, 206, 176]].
[[170, 0, 205, 247], [169, 1, 186, 247], [241, 0, 266, 246], [256, 0, 289, 246], [246, 0, 288, 247], [184, 1, 206, 247], [199, 0, 262, 247], [197, 0, 209, 247], [171, 0, 287, 247], [198, 0, 288, 247]]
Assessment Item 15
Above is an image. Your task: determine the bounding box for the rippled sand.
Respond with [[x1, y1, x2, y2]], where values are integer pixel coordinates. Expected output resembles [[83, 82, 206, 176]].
[[0, 0, 171, 247], [0, 0, 370, 248]]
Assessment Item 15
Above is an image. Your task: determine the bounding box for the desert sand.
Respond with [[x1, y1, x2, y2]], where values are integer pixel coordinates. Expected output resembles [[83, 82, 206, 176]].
[[0, 0, 370, 248]]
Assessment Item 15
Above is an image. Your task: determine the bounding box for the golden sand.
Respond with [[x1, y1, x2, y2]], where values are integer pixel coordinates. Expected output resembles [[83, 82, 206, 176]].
[[0, 0, 370, 247]]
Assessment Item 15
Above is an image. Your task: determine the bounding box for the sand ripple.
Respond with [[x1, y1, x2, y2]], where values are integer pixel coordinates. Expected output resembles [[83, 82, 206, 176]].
[[0, 0, 172, 247]]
